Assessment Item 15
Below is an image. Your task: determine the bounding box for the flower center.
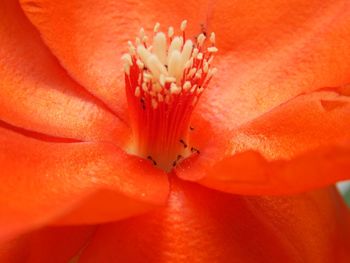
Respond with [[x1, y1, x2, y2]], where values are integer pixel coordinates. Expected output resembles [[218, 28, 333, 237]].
[[123, 20, 217, 171]]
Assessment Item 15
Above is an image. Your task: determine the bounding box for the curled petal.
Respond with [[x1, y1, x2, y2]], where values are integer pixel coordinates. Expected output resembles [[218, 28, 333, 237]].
[[0, 125, 169, 242], [178, 89, 350, 194]]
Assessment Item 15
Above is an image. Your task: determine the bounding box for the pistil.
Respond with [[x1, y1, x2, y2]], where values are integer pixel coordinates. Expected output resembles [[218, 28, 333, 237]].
[[122, 20, 217, 171]]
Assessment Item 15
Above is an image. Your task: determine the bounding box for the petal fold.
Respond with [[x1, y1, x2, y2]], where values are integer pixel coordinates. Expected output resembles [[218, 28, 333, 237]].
[[78, 178, 350, 262], [198, 0, 350, 131], [0, 0, 129, 145], [178, 89, 350, 194], [0, 125, 169, 242]]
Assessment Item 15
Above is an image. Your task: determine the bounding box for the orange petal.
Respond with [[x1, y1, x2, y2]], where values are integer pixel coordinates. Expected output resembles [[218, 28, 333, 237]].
[[0, 0, 129, 145], [197, 0, 350, 131], [26, 226, 95, 262], [0, 226, 94, 262], [178, 89, 350, 194], [78, 177, 350, 262], [20, 0, 210, 120], [0, 125, 169, 242]]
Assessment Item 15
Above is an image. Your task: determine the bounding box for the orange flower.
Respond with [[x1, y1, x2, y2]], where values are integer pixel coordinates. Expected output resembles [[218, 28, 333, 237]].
[[1, 0, 350, 261]]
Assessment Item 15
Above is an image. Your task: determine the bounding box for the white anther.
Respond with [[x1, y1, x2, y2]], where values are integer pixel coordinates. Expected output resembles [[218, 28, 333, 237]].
[[168, 50, 182, 80], [122, 53, 133, 75], [195, 69, 202, 79], [168, 26, 174, 38], [165, 76, 177, 83], [196, 87, 204, 94], [135, 86, 141, 97], [207, 47, 218, 53], [123, 64, 130, 75], [136, 59, 144, 69], [121, 53, 133, 66], [128, 46, 136, 56], [192, 48, 199, 58], [154, 22, 160, 33], [197, 33, 206, 46], [143, 72, 152, 78], [170, 83, 181, 94], [197, 53, 203, 60], [184, 58, 193, 69], [137, 45, 151, 64], [183, 81, 191, 91], [128, 41, 134, 48], [187, 68, 197, 78], [180, 40, 193, 72], [167, 37, 183, 65], [147, 54, 168, 78], [180, 20, 187, 31], [153, 32, 167, 65], [210, 32, 215, 44]]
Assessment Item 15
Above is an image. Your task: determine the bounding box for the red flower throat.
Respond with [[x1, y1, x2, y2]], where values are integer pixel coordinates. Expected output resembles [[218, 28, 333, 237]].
[[123, 20, 218, 171]]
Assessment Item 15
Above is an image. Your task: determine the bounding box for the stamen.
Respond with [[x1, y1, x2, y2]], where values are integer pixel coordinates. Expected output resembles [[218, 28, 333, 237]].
[[122, 20, 218, 171]]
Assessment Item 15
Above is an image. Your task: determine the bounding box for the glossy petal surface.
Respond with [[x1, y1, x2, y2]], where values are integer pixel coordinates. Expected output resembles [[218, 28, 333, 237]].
[[0, 125, 168, 242], [199, 0, 350, 130], [79, 178, 350, 263], [178, 89, 350, 194], [0, 0, 129, 145]]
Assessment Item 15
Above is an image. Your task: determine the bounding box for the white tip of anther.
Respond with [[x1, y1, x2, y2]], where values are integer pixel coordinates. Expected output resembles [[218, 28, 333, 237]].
[[137, 45, 151, 64], [183, 81, 191, 91], [170, 83, 181, 94], [180, 40, 193, 68], [197, 33, 206, 46], [153, 32, 167, 65], [136, 59, 144, 69], [168, 50, 182, 79], [197, 53, 203, 60], [154, 22, 160, 33], [207, 47, 218, 53], [168, 26, 174, 38], [210, 32, 215, 44], [180, 20, 187, 31], [121, 53, 132, 65]]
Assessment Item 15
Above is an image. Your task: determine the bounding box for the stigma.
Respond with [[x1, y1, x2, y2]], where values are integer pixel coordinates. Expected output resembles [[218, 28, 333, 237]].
[[122, 20, 217, 171]]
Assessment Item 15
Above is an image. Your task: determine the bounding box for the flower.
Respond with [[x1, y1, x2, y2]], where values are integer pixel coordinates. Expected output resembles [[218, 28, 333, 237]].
[[1, 0, 350, 262]]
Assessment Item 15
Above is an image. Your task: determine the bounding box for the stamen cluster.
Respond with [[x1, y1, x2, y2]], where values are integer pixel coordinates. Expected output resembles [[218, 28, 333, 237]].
[[122, 20, 217, 171]]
